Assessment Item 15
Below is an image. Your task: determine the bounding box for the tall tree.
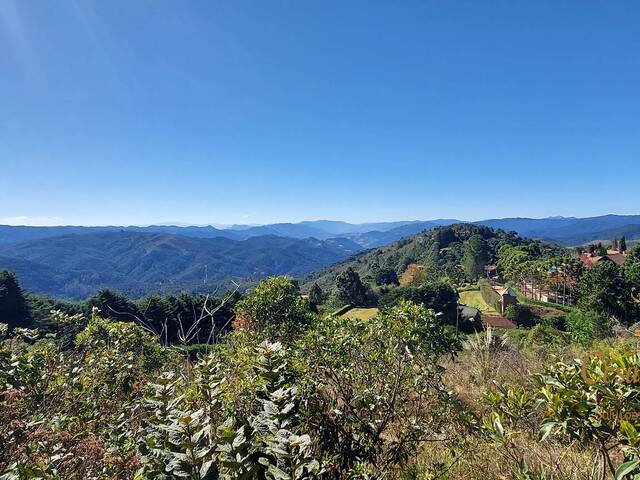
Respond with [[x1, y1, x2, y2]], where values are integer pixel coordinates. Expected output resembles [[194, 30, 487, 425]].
[[462, 235, 489, 281], [308, 283, 324, 312], [375, 268, 399, 286], [336, 267, 369, 306], [0, 270, 31, 329], [576, 261, 630, 323], [619, 236, 627, 253], [87, 289, 140, 322]]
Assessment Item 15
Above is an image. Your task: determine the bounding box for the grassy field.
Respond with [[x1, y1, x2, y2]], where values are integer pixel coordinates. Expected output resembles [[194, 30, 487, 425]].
[[341, 307, 379, 321], [458, 288, 499, 315]]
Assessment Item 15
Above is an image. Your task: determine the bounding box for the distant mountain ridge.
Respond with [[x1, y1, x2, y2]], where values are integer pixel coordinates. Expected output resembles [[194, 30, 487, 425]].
[[2, 215, 639, 247], [2, 214, 639, 299], [0, 232, 362, 299], [472, 214, 640, 245]]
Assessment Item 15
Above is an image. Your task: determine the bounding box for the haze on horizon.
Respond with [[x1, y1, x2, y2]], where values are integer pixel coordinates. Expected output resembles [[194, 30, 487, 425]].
[[2, 1, 639, 226]]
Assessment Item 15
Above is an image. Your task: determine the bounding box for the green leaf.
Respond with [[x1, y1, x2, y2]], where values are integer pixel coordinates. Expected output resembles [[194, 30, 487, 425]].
[[615, 459, 640, 480], [539, 421, 556, 442]]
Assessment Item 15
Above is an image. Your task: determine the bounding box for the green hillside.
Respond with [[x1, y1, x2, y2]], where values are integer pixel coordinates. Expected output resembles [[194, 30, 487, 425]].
[[304, 223, 562, 295], [0, 232, 363, 299]]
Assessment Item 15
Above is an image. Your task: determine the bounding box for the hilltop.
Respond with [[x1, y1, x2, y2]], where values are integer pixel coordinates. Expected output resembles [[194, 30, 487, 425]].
[[303, 223, 562, 295]]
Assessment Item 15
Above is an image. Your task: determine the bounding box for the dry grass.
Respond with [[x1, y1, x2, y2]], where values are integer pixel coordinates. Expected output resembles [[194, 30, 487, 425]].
[[420, 333, 595, 480]]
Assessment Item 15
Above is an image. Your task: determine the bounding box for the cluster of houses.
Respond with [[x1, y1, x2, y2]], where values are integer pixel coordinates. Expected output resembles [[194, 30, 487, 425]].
[[579, 248, 627, 268]]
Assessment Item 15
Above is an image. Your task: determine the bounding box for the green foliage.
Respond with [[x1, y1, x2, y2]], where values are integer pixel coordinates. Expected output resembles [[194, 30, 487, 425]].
[[504, 304, 535, 327], [378, 281, 459, 324], [482, 346, 640, 479], [462, 234, 489, 281], [374, 267, 399, 286], [308, 283, 324, 312], [624, 248, 640, 291], [76, 311, 167, 372], [297, 301, 461, 477], [479, 279, 502, 313], [0, 270, 30, 329], [565, 309, 611, 345], [235, 277, 313, 340], [524, 323, 571, 349], [136, 341, 320, 480], [535, 349, 640, 478], [305, 224, 526, 297], [88, 289, 140, 321], [217, 341, 320, 479], [577, 261, 632, 323], [335, 267, 372, 307]]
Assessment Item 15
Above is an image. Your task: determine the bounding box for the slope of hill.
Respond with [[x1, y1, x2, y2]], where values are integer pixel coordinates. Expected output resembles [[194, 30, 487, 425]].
[[0, 232, 363, 299], [303, 224, 535, 293]]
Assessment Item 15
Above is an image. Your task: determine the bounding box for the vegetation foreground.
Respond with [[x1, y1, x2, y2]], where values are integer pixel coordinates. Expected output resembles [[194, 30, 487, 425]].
[[1, 284, 639, 479]]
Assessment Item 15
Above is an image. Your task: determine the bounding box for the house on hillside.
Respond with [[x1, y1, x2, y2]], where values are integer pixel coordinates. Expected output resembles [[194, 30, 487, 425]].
[[492, 285, 518, 315], [580, 251, 627, 268]]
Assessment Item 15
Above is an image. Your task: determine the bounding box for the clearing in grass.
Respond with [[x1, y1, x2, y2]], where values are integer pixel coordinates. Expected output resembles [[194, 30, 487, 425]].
[[458, 288, 499, 315], [341, 307, 379, 321]]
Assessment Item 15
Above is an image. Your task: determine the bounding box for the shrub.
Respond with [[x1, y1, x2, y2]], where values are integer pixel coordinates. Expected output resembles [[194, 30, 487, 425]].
[[297, 300, 461, 477], [234, 276, 314, 340], [505, 304, 535, 328], [524, 323, 571, 349], [378, 282, 459, 324], [565, 309, 610, 345]]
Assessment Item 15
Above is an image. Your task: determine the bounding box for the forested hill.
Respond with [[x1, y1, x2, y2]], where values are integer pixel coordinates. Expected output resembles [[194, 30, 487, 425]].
[[303, 223, 562, 293], [0, 232, 362, 299]]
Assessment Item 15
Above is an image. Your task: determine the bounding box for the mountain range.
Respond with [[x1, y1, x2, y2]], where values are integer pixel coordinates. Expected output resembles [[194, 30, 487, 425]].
[[1, 214, 639, 299], [0, 232, 362, 299]]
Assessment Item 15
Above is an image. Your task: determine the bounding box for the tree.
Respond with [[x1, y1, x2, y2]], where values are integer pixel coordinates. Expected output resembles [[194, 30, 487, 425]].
[[0, 270, 31, 329], [87, 289, 140, 322], [619, 236, 627, 253], [335, 267, 370, 306], [378, 282, 459, 324], [375, 268, 399, 286], [625, 260, 640, 290], [576, 261, 630, 323], [462, 235, 489, 281], [308, 283, 324, 312], [234, 276, 312, 339], [300, 301, 460, 478]]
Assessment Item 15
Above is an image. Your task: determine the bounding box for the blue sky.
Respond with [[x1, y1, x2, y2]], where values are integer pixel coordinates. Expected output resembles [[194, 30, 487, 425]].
[[1, 1, 639, 226]]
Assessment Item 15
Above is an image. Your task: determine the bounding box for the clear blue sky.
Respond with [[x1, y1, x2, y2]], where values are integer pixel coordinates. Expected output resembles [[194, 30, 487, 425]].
[[1, 1, 639, 226]]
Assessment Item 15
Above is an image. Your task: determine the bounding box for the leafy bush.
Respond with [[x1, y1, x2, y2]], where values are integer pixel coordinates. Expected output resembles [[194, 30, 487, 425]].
[[377, 282, 459, 324], [483, 346, 640, 480], [235, 277, 314, 340], [505, 304, 535, 328], [296, 300, 461, 477], [524, 323, 571, 349], [565, 309, 611, 345]]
